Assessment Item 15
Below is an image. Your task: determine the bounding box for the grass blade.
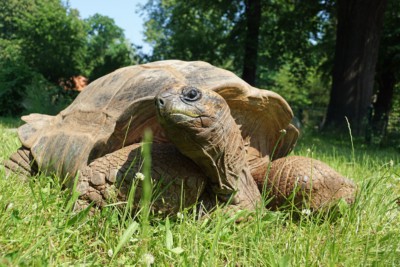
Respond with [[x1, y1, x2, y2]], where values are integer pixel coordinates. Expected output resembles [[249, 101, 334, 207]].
[[113, 221, 140, 258]]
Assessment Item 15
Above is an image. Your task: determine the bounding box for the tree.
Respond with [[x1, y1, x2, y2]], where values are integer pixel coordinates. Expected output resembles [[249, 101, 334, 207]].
[[84, 14, 137, 81], [141, 0, 324, 87], [257, 1, 326, 86], [241, 0, 261, 85], [16, 0, 87, 83], [324, 0, 388, 134], [370, 0, 400, 141], [0, 0, 139, 116], [0, 1, 51, 115], [0, 0, 30, 39], [142, 0, 243, 71]]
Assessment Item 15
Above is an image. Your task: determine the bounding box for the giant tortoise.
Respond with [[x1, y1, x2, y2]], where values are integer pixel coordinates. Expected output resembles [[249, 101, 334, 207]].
[[3, 60, 356, 215]]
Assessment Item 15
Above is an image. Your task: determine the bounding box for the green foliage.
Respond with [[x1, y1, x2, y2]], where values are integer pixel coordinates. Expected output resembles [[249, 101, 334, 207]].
[[267, 61, 329, 109], [360, 0, 400, 143], [15, 0, 87, 83], [0, 0, 84, 115], [0, 0, 140, 116], [22, 75, 78, 115], [0, 38, 23, 62], [84, 14, 138, 81], [0, 0, 32, 40], [142, 0, 245, 71], [141, 0, 332, 110], [0, 59, 37, 116], [385, 83, 400, 148], [377, 0, 400, 73], [257, 1, 324, 72], [0, 60, 77, 117]]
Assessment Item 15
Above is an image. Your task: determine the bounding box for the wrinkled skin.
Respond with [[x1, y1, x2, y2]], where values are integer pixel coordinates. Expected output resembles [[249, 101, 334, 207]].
[[155, 86, 261, 210], [74, 143, 214, 214], [262, 156, 356, 210]]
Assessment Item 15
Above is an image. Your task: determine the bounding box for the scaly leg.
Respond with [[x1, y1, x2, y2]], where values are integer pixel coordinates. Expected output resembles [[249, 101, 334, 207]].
[[3, 147, 37, 179], [257, 156, 356, 210], [74, 143, 214, 215]]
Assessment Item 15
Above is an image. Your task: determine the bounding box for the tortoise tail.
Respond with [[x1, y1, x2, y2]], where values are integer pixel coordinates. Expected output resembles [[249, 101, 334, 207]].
[[3, 147, 37, 179]]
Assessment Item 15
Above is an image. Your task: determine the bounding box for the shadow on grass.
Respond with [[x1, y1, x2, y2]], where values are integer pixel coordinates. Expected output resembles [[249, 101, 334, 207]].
[[0, 117, 23, 129]]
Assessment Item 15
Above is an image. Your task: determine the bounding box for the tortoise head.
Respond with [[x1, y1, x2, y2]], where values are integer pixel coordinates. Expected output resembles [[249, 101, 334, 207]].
[[154, 81, 298, 204], [155, 85, 262, 206], [155, 85, 230, 134]]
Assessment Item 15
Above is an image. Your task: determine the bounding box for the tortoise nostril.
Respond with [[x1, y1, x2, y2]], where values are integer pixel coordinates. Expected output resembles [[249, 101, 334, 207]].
[[157, 98, 165, 106]]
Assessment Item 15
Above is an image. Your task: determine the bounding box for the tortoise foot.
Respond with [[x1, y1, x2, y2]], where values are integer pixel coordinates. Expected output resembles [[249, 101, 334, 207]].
[[2, 146, 37, 180], [264, 156, 356, 211], [73, 143, 209, 216]]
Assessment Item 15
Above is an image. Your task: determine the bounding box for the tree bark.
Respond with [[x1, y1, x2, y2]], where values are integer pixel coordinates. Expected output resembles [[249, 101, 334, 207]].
[[324, 0, 387, 135], [241, 0, 261, 86], [372, 63, 395, 137]]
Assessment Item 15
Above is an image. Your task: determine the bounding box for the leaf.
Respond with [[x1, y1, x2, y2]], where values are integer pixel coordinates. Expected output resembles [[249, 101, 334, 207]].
[[278, 254, 290, 267], [165, 217, 173, 250], [64, 173, 81, 213], [11, 209, 22, 222], [65, 202, 94, 227], [338, 198, 350, 215], [113, 221, 140, 257], [170, 247, 184, 255]]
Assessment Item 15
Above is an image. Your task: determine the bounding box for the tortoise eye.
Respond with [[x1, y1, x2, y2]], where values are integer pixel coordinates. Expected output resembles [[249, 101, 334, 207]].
[[182, 87, 202, 102]]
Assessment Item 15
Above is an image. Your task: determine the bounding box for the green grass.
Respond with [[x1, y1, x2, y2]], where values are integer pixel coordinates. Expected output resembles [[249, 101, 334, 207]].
[[0, 118, 399, 266]]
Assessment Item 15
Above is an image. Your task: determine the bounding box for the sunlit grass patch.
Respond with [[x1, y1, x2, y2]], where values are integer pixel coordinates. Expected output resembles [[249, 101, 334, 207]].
[[0, 120, 399, 266]]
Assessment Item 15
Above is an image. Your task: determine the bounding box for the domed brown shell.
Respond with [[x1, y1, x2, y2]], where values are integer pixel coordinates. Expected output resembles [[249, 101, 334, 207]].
[[18, 60, 298, 177]]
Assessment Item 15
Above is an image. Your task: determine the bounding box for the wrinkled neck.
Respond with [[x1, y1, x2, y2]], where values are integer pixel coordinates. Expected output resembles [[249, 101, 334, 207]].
[[172, 107, 251, 197]]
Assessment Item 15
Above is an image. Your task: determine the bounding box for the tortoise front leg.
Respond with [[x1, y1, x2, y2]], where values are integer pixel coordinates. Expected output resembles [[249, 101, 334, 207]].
[[3, 147, 37, 179], [75, 143, 214, 215], [260, 156, 356, 210]]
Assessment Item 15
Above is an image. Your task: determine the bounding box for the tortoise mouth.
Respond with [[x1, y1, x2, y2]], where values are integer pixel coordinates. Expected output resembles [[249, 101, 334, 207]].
[[163, 112, 213, 128], [170, 112, 198, 118], [169, 112, 198, 123]]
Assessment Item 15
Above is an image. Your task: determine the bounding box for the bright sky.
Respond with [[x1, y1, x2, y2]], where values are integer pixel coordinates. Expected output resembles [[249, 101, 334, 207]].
[[68, 0, 151, 53]]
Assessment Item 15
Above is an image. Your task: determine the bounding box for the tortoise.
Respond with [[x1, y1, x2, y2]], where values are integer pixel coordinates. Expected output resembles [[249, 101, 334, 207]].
[[3, 60, 355, 215]]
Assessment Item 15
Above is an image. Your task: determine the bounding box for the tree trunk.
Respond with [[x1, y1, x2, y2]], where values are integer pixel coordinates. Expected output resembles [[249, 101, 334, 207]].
[[372, 64, 395, 137], [241, 0, 261, 86], [324, 0, 387, 135]]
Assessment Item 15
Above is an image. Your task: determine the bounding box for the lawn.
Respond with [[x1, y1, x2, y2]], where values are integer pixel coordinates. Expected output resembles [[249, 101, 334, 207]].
[[0, 117, 399, 266]]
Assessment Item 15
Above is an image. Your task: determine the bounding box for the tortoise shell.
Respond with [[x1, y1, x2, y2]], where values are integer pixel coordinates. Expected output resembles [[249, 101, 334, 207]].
[[18, 60, 298, 177]]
